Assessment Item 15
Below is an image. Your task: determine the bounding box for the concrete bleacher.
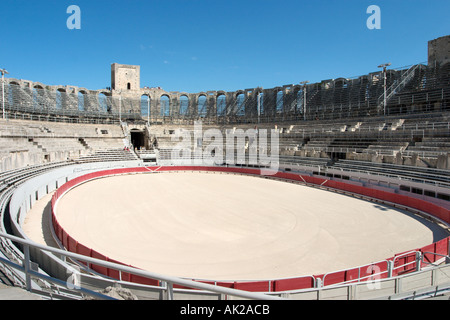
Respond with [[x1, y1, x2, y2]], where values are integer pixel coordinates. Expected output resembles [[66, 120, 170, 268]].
[[267, 113, 450, 169], [0, 137, 41, 155], [0, 118, 124, 138], [0, 119, 132, 172], [82, 138, 126, 150], [75, 149, 139, 163], [406, 138, 450, 157], [366, 140, 410, 155], [278, 155, 331, 167], [145, 111, 450, 171], [2, 109, 449, 204]]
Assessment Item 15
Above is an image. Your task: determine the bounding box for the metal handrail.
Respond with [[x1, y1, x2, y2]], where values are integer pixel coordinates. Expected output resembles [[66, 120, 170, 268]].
[[421, 251, 450, 266], [322, 260, 390, 287], [392, 251, 421, 273], [0, 231, 284, 300], [188, 275, 317, 293]]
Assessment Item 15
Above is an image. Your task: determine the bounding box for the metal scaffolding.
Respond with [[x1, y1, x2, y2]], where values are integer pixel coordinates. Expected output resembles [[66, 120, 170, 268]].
[[1, 62, 449, 125]]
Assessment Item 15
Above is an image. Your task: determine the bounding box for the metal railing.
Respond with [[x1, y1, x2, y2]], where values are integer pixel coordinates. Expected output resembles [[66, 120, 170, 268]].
[[321, 261, 390, 288], [1, 162, 450, 300], [3, 226, 446, 300], [2, 61, 449, 125], [377, 64, 421, 111], [0, 232, 284, 300]]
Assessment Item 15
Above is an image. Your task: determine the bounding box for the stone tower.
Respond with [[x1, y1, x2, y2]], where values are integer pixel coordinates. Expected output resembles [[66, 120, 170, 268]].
[[428, 35, 450, 67], [111, 63, 140, 96]]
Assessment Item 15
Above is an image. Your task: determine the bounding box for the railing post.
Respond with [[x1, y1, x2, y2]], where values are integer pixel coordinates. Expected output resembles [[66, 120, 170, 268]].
[[447, 237, 450, 263], [387, 260, 394, 278], [315, 277, 323, 289], [415, 252, 422, 272], [23, 244, 32, 292], [163, 281, 174, 300]]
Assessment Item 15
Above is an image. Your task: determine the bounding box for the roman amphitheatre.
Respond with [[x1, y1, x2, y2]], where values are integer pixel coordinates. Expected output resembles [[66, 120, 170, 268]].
[[0, 36, 450, 300]]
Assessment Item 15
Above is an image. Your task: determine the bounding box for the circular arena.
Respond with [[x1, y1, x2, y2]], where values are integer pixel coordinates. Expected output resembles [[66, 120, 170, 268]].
[[53, 170, 447, 282], [16, 164, 446, 299]]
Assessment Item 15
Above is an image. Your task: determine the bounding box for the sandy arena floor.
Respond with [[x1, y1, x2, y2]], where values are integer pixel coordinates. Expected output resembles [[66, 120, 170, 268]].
[[29, 171, 449, 281]]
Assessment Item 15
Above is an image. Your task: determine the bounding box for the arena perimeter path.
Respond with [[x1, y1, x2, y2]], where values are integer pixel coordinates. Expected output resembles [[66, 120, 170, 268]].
[[26, 171, 449, 281]]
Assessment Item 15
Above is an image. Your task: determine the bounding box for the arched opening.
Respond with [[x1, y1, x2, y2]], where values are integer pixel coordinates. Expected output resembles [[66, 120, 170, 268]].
[[32, 87, 42, 110], [198, 95, 207, 117], [56, 89, 65, 110], [236, 93, 245, 116], [160, 95, 170, 117], [78, 92, 85, 111], [127, 83, 131, 90], [217, 94, 226, 116], [141, 94, 151, 118], [179, 95, 189, 116], [130, 129, 146, 151], [8, 83, 19, 110], [276, 90, 284, 113], [98, 93, 109, 113]]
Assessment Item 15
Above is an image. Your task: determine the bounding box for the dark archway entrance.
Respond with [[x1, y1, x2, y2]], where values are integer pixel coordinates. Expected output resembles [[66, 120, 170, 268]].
[[130, 129, 146, 150]]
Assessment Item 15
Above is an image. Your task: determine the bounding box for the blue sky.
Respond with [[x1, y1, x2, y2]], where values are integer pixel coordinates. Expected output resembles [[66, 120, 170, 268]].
[[0, 0, 449, 93]]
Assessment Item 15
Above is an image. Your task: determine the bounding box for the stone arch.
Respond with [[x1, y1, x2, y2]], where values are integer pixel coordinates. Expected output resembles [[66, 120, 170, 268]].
[[217, 93, 226, 116], [97, 89, 111, 96], [78, 91, 86, 111], [197, 94, 207, 117], [55, 88, 66, 110], [236, 92, 246, 116], [141, 94, 151, 118], [179, 94, 189, 116], [334, 78, 348, 88], [98, 92, 109, 112], [160, 94, 170, 117], [32, 87, 41, 110], [235, 89, 245, 97], [276, 89, 284, 113]]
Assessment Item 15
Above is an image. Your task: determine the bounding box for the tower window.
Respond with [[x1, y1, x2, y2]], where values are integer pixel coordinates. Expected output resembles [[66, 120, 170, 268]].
[[127, 83, 131, 90]]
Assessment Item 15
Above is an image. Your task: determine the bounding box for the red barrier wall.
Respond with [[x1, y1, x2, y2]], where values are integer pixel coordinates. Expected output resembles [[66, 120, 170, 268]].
[[51, 166, 450, 292], [273, 276, 315, 292]]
